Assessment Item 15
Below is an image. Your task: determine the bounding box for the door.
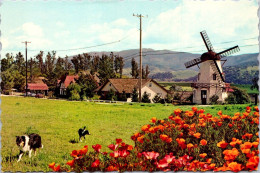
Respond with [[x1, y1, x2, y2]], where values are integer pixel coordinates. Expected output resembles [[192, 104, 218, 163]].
[[201, 90, 207, 105]]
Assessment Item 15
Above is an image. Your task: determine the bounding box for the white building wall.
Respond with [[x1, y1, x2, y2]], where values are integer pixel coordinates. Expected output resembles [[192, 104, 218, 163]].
[[101, 82, 117, 92], [142, 81, 168, 100], [193, 60, 228, 104]]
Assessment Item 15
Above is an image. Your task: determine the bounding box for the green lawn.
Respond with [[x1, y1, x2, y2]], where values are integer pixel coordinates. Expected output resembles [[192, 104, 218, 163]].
[[1, 96, 252, 172]]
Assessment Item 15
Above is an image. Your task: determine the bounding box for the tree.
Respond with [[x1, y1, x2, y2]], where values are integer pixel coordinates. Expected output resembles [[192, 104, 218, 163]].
[[132, 88, 139, 102], [45, 51, 56, 75], [144, 65, 150, 79], [119, 57, 124, 78], [66, 83, 81, 100], [106, 89, 117, 101], [114, 56, 120, 73], [14, 52, 25, 74], [13, 71, 25, 92], [55, 57, 65, 79], [64, 55, 73, 72], [1, 53, 14, 72], [209, 94, 219, 105], [36, 51, 44, 74], [76, 73, 98, 99], [98, 54, 115, 84], [83, 53, 91, 71], [91, 55, 100, 74], [225, 86, 251, 104], [142, 91, 151, 103], [120, 91, 127, 101], [71, 55, 80, 73], [131, 58, 139, 78], [1, 70, 14, 93], [251, 77, 259, 90]]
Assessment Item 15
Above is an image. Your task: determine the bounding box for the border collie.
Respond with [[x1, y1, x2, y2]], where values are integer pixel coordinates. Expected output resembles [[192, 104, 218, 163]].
[[16, 133, 43, 162], [78, 126, 90, 142]]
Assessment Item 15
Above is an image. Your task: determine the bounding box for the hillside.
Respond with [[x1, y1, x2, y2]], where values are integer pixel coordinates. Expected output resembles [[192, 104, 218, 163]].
[[69, 49, 258, 84]]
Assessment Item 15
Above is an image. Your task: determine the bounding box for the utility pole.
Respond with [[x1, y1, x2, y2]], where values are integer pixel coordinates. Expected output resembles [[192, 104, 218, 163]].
[[133, 13, 147, 102], [22, 41, 31, 96]]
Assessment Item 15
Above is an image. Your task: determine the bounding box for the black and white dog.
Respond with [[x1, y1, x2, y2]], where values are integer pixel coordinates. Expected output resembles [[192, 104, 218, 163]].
[[16, 133, 43, 162], [78, 126, 90, 142]]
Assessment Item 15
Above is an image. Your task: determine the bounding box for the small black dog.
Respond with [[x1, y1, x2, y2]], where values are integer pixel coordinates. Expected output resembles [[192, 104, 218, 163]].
[[16, 133, 43, 162], [78, 126, 90, 142]]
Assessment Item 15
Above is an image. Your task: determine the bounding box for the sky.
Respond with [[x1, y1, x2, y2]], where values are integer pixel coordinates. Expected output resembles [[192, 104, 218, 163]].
[[0, 0, 259, 59]]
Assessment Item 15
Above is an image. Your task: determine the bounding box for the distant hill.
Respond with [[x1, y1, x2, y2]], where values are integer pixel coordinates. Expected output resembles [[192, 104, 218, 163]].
[[68, 49, 258, 84]]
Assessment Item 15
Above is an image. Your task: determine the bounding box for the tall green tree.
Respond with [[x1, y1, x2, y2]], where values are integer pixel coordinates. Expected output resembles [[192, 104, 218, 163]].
[[131, 58, 139, 79], [98, 54, 115, 84], [14, 52, 25, 75], [132, 87, 139, 102], [119, 57, 124, 78], [36, 51, 45, 74]]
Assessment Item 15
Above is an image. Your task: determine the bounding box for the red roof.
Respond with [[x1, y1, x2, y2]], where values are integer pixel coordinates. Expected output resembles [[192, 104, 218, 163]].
[[63, 75, 79, 88], [27, 83, 48, 90]]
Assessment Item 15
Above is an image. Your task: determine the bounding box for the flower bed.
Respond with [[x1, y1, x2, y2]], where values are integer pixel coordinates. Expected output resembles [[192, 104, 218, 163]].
[[49, 106, 259, 172]]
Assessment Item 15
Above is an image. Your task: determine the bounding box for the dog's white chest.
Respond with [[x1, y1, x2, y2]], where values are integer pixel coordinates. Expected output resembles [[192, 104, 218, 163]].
[[20, 135, 30, 152]]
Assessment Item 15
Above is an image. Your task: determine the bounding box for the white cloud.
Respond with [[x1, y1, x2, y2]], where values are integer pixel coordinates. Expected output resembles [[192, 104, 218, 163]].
[[54, 31, 70, 38], [22, 22, 43, 37], [144, 1, 258, 54], [56, 21, 65, 27]]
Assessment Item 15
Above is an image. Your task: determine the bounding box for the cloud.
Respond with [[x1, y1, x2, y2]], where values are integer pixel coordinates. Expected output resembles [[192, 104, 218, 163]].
[[56, 21, 65, 27], [22, 22, 43, 37], [144, 0, 258, 54], [54, 31, 70, 38]]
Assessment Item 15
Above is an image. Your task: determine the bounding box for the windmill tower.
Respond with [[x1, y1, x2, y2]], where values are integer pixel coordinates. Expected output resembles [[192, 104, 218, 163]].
[[184, 31, 240, 104]]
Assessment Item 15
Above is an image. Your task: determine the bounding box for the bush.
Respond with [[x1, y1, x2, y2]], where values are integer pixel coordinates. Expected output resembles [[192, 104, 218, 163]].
[[50, 106, 259, 172], [210, 94, 219, 104], [69, 90, 81, 101], [152, 94, 161, 103], [142, 91, 151, 103], [226, 87, 251, 104], [132, 88, 139, 102]]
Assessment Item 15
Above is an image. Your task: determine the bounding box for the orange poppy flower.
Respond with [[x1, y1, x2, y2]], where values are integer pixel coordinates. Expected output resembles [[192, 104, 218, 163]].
[[160, 134, 168, 141], [192, 107, 197, 112], [246, 156, 259, 170], [187, 143, 194, 149], [228, 162, 242, 172], [254, 106, 259, 112], [252, 142, 259, 148], [217, 110, 222, 116], [199, 153, 207, 158], [193, 132, 201, 139], [141, 124, 150, 132], [200, 139, 207, 146], [223, 148, 239, 161], [217, 140, 229, 149], [185, 111, 194, 117], [151, 117, 157, 123], [137, 135, 144, 143], [66, 160, 75, 167], [174, 108, 182, 115]]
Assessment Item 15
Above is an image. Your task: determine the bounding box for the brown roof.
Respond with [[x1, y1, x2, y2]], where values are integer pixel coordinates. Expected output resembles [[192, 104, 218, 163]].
[[99, 78, 168, 93], [27, 83, 48, 90]]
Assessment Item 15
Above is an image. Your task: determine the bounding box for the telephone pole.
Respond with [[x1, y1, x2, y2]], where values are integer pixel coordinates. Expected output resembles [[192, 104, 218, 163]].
[[133, 14, 147, 102], [22, 41, 31, 96]]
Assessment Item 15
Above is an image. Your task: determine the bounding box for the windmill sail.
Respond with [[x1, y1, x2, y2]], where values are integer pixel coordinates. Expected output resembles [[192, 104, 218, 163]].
[[184, 57, 203, 68], [216, 45, 240, 59], [200, 30, 215, 52]]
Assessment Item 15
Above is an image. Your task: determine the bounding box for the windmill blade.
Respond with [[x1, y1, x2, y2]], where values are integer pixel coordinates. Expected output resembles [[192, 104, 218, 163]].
[[200, 30, 215, 52], [184, 57, 203, 68], [216, 45, 240, 59], [212, 60, 225, 82]]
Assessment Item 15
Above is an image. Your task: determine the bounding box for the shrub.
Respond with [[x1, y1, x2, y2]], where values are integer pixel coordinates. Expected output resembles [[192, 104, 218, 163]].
[[226, 87, 251, 104], [132, 88, 139, 102], [210, 94, 219, 104], [50, 106, 259, 172], [69, 90, 81, 101], [142, 91, 151, 103], [152, 94, 161, 103]]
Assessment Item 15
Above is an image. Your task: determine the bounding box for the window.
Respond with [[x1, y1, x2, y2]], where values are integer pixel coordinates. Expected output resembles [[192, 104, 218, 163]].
[[147, 93, 151, 97], [109, 83, 112, 87], [198, 73, 201, 80], [213, 74, 217, 80], [157, 93, 162, 96], [149, 83, 152, 87]]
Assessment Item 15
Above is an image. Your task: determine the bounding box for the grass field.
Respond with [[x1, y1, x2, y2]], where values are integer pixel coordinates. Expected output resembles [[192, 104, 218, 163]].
[[1, 96, 253, 172]]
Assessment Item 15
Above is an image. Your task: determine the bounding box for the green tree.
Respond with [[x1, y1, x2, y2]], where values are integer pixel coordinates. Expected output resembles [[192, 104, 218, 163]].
[[1, 70, 14, 93], [14, 52, 25, 75], [120, 91, 127, 101], [142, 91, 151, 103], [66, 83, 81, 100], [106, 89, 117, 101], [76, 73, 98, 99], [131, 58, 139, 79], [132, 88, 139, 102], [225, 86, 251, 104], [13, 71, 25, 92], [98, 54, 115, 84]]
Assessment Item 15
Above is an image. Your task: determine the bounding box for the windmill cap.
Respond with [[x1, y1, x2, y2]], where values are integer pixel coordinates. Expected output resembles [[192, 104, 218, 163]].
[[201, 50, 220, 61]]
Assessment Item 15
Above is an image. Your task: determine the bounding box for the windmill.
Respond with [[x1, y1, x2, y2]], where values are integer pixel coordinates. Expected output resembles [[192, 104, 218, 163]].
[[184, 30, 240, 104]]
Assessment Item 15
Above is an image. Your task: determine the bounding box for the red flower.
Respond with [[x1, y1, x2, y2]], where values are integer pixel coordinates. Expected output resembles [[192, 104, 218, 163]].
[[116, 138, 122, 144], [155, 159, 169, 169], [174, 108, 182, 115], [246, 156, 259, 170], [142, 151, 159, 160], [49, 162, 60, 172], [192, 107, 197, 112], [92, 144, 102, 153], [91, 159, 100, 168], [199, 153, 207, 158], [151, 117, 157, 123], [108, 144, 118, 151], [66, 160, 74, 167], [193, 133, 201, 139]]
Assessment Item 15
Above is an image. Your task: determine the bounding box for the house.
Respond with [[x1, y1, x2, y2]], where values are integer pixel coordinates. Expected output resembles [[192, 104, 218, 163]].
[[26, 83, 49, 95], [98, 78, 168, 102], [59, 75, 79, 96]]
